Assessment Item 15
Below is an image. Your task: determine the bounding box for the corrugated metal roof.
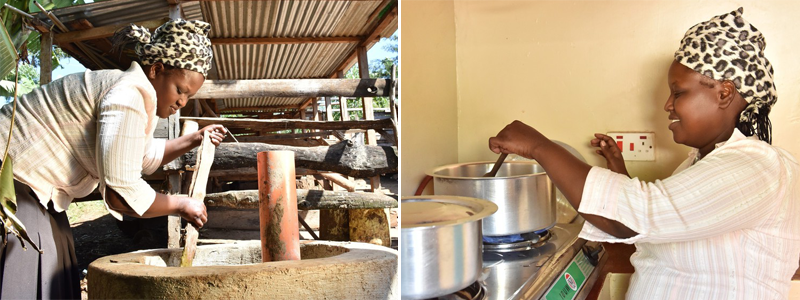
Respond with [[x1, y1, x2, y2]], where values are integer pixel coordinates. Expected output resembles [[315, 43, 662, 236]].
[[202, 0, 389, 109], [45, 0, 397, 114], [42, 0, 203, 26]]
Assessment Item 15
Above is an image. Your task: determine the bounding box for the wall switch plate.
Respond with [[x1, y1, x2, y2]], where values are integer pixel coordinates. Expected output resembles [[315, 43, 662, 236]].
[[606, 132, 655, 161]]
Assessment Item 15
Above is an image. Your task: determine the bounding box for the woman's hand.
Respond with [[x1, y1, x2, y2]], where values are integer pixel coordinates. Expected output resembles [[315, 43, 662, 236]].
[[197, 124, 227, 146], [488, 120, 548, 159], [177, 197, 208, 228], [591, 133, 629, 177]]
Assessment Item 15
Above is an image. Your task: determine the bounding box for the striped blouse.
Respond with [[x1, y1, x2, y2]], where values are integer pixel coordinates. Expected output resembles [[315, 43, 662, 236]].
[[579, 129, 800, 299], [0, 62, 165, 220]]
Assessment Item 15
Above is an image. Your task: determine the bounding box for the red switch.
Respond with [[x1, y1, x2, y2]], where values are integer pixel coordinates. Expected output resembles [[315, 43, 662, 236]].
[[630, 143, 634, 151], [617, 141, 623, 151]]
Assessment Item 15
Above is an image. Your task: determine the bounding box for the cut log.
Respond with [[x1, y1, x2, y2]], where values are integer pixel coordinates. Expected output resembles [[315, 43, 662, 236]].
[[203, 189, 398, 210], [183, 134, 397, 178]]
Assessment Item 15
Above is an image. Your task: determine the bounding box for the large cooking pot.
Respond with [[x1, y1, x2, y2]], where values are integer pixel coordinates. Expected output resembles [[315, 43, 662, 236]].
[[400, 196, 498, 299], [427, 161, 556, 236]]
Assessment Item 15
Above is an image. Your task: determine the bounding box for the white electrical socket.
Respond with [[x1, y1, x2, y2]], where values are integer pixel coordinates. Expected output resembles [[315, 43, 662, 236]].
[[606, 132, 655, 161]]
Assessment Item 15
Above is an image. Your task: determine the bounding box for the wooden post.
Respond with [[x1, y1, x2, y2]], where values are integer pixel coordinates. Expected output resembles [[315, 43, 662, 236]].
[[325, 97, 333, 122], [339, 97, 349, 122], [349, 47, 388, 247], [40, 31, 52, 85], [192, 99, 201, 117], [257, 151, 300, 262], [312, 98, 319, 122], [356, 46, 377, 145], [168, 1, 182, 20]]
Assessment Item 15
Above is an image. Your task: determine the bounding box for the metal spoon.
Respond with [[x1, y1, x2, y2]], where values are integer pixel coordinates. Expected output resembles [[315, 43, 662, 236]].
[[483, 153, 508, 177]]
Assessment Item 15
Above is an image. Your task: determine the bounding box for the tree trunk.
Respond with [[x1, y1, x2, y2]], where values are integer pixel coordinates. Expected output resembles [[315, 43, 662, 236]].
[[183, 135, 397, 178], [203, 189, 398, 210]]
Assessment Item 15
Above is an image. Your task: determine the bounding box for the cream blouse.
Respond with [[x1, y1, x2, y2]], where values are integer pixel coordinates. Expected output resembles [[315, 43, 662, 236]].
[[0, 62, 165, 220]]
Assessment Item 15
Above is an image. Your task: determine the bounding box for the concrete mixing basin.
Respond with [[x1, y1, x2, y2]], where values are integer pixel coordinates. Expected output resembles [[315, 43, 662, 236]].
[[88, 240, 398, 299]]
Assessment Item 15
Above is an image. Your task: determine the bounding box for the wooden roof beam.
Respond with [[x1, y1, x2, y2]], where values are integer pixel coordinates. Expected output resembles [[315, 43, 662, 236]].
[[53, 18, 170, 44]]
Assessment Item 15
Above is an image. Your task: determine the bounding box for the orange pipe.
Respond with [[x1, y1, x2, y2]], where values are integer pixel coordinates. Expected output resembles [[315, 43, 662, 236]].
[[257, 151, 300, 262]]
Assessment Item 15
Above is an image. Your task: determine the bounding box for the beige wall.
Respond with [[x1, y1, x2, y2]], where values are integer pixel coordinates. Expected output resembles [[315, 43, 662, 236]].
[[401, 0, 800, 192], [400, 0, 459, 196]]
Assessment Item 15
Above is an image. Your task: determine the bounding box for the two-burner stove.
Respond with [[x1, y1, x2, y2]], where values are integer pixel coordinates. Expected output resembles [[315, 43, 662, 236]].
[[431, 219, 606, 300]]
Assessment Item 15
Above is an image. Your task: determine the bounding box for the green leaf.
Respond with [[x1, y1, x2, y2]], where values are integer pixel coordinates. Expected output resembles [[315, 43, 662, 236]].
[[0, 156, 15, 210]]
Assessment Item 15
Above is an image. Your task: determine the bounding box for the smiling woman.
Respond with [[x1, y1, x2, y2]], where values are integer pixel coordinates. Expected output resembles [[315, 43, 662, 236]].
[[0, 18, 226, 299], [486, 7, 800, 299]]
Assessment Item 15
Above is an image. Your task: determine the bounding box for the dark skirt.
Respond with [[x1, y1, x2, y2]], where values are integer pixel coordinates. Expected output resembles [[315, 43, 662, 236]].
[[0, 180, 80, 299]]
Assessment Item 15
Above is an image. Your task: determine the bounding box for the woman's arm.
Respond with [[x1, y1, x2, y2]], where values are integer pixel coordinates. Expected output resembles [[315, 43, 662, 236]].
[[489, 121, 638, 238], [161, 124, 226, 165], [105, 187, 207, 228]]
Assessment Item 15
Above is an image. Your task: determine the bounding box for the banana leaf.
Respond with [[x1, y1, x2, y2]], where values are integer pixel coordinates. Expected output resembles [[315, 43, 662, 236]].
[[0, 18, 41, 253]]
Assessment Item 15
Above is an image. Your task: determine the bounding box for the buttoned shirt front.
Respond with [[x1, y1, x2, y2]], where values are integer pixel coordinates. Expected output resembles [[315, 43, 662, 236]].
[[579, 129, 800, 299]]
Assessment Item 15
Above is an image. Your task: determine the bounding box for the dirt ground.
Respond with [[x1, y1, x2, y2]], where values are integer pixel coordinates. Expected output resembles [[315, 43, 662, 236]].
[[68, 173, 398, 299]]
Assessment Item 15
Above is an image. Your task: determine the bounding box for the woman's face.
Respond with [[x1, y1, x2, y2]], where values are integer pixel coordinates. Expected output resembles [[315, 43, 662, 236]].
[[664, 60, 728, 153], [148, 64, 205, 118]]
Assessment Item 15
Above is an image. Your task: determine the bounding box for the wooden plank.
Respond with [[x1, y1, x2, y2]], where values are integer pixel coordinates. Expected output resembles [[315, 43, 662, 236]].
[[319, 173, 356, 192], [40, 31, 52, 85], [179, 131, 217, 267], [211, 36, 360, 45], [203, 189, 397, 210], [180, 117, 393, 131], [234, 131, 334, 142], [53, 18, 169, 44], [191, 78, 391, 99]]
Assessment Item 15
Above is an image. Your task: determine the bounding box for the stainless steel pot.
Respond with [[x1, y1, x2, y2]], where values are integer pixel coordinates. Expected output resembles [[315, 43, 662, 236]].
[[427, 161, 556, 236], [400, 196, 498, 299]]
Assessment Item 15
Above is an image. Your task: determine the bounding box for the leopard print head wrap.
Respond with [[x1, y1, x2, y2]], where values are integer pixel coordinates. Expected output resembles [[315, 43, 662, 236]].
[[674, 7, 775, 143], [112, 19, 213, 77]]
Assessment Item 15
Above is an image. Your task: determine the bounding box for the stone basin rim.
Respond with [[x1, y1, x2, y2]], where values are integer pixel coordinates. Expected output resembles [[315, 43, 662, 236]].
[[89, 240, 397, 277]]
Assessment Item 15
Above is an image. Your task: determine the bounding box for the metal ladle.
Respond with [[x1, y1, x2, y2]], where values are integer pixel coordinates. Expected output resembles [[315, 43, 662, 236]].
[[483, 153, 508, 177]]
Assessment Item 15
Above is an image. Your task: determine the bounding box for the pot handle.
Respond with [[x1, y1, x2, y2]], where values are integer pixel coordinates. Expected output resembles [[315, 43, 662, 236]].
[[414, 175, 433, 196]]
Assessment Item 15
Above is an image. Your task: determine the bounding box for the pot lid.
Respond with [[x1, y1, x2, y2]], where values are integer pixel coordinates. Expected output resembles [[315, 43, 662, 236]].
[[401, 196, 498, 229]]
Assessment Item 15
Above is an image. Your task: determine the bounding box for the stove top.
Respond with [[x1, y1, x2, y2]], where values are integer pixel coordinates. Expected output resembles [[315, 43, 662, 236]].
[[427, 281, 487, 300], [479, 220, 604, 300]]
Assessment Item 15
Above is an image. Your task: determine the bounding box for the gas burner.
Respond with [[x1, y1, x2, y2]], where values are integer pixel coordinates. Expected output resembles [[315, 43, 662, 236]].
[[426, 281, 486, 300], [483, 230, 552, 252]]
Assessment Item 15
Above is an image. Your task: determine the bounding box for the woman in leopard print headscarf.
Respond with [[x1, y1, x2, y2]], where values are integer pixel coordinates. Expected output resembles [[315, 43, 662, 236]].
[[488, 7, 799, 299], [0, 19, 227, 299], [674, 7, 776, 144]]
